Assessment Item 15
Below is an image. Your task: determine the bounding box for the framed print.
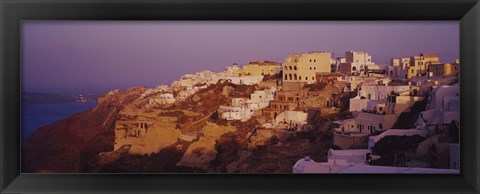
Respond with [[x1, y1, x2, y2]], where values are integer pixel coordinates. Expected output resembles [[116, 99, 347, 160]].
[[1, 0, 479, 193]]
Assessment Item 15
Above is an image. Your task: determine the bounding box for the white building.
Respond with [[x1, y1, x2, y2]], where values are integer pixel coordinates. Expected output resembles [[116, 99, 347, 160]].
[[357, 84, 412, 101], [247, 87, 276, 109], [274, 110, 308, 129], [218, 87, 276, 121], [354, 111, 397, 134], [292, 147, 458, 174], [341, 51, 376, 75], [226, 75, 264, 85], [292, 149, 371, 173], [386, 57, 410, 80], [225, 64, 240, 77], [218, 106, 251, 121], [349, 97, 384, 112], [428, 85, 460, 110], [415, 84, 460, 136], [333, 119, 357, 134]]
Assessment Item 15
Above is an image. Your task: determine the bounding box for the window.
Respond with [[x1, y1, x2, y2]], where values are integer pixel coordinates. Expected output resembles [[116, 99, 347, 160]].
[[314, 67, 316, 70], [299, 76, 301, 80], [314, 59, 316, 62], [379, 123, 383, 129], [294, 66, 297, 70], [284, 74, 288, 80], [289, 66, 293, 70], [312, 77, 315, 80], [306, 77, 308, 80], [310, 59, 312, 62], [309, 67, 312, 70], [294, 74, 297, 80]]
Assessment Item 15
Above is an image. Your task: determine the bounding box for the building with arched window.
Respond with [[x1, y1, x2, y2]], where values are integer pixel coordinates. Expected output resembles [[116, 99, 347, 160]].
[[282, 52, 333, 84], [338, 51, 377, 75]]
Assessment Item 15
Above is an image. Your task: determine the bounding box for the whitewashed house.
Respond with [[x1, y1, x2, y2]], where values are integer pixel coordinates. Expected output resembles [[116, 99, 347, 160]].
[[226, 75, 263, 85], [218, 87, 276, 121], [415, 84, 460, 135], [274, 110, 308, 129]]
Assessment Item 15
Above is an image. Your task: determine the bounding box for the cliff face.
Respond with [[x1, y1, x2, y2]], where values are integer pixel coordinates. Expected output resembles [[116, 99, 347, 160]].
[[21, 87, 146, 173], [22, 74, 342, 173], [20, 81, 258, 173]]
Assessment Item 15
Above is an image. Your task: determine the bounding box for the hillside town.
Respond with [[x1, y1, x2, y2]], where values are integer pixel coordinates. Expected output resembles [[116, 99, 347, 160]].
[[22, 50, 460, 174], [101, 50, 459, 173]]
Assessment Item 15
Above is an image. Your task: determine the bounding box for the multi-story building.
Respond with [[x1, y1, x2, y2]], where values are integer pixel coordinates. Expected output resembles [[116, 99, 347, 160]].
[[427, 64, 445, 79], [387, 58, 410, 79], [234, 60, 281, 77], [428, 62, 460, 79], [407, 53, 442, 79], [338, 51, 376, 75], [262, 90, 302, 121], [219, 87, 276, 121], [444, 63, 460, 75], [282, 52, 332, 84]]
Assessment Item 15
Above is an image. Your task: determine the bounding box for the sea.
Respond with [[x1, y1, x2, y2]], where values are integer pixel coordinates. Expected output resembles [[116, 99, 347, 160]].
[[21, 102, 98, 140]]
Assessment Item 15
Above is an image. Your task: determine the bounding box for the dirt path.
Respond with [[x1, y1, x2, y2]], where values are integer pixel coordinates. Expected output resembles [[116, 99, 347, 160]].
[[183, 111, 216, 132]]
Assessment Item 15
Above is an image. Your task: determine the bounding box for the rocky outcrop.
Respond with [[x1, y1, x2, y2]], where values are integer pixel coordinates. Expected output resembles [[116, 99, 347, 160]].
[[176, 122, 236, 169], [127, 117, 182, 155]]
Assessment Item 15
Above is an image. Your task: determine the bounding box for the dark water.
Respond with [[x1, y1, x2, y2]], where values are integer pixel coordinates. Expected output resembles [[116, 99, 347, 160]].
[[21, 102, 98, 140]]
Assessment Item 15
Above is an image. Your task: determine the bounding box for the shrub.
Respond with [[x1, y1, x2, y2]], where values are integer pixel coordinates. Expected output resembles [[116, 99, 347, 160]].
[[370, 135, 426, 166]]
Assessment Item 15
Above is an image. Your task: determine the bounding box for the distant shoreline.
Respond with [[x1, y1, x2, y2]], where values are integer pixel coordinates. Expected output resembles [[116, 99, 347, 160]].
[[22, 92, 98, 104]]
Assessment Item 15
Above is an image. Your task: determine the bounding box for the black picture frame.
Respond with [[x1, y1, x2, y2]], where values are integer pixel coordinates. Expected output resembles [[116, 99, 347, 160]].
[[1, 0, 479, 193]]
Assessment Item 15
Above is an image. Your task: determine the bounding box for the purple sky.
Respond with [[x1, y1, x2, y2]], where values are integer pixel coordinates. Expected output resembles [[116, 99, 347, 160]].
[[22, 21, 459, 94]]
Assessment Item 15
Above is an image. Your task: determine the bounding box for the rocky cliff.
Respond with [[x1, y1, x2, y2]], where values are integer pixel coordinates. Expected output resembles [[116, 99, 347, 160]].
[[22, 87, 146, 173], [22, 74, 342, 173]]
